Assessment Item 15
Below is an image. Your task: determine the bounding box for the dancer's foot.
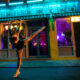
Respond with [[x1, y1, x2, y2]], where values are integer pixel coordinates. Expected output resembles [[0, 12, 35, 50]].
[[13, 71, 20, 78]]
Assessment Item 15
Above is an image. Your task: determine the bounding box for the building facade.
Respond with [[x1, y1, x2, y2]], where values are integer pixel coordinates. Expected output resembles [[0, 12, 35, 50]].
[[0, 0, 80, 60]]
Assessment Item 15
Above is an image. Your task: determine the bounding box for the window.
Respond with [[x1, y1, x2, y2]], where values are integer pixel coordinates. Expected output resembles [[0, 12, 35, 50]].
[[0, 25, 8, 49], [56, 18, 73, 46]]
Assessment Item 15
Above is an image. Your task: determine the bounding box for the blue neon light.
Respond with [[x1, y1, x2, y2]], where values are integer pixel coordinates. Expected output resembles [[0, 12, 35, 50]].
[[9, 2, 24, 6], [0, 1, 79, 20], [0, 4, 6, 7], [27, 0, 43, 3]]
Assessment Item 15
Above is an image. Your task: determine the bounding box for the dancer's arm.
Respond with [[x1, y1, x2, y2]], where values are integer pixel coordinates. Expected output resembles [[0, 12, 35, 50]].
[[18, 25, 21, 33], [18, 21, 22, 33], [24, 26, 45, 42]]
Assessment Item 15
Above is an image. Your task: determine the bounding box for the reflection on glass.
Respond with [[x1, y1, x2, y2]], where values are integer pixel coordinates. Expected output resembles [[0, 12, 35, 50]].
[[29, 36, 37, 56], [39, 30, 48, 55]]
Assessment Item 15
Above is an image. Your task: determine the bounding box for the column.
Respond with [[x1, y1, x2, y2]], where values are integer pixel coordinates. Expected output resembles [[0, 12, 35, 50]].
[[24, 22, 29, 58], [49, 18, 58, 60]]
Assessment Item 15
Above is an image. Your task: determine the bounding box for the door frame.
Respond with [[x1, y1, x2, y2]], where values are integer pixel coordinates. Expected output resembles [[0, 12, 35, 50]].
[[71, 20, 77, 57], [27, 19, 50, 58]]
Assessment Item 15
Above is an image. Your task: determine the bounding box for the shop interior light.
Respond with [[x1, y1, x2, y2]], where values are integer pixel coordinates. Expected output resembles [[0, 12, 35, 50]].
[[75, 17, 79, 22], [0, 4, 6, 7], [71, 17, 80, 22], [61, 32, 65, 37], [5, 25, 8, 30], [57, 35, 59, 40], [14, 25, 18, 28], [27, 0, 43, 3], [10, 25, 13, 30], [9, 2, 24, 6], [71, 17, 75, 22], [33, 42, 37, 46]]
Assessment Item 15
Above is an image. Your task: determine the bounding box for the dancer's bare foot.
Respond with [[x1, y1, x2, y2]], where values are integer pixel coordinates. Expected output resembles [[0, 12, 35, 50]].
[[13, 71, 20, 78]]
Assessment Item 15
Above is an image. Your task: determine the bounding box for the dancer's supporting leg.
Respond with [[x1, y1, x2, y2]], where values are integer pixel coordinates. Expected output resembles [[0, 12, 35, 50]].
[[13, 49, 23, 77]]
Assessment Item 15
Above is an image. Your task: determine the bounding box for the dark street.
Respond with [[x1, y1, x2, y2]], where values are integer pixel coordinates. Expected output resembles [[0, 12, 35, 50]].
[[0, 60, 80, 80], [0, 67, 80, 80]]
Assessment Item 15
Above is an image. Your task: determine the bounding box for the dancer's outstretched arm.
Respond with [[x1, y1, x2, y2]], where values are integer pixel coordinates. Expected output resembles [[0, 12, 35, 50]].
[[24, 26, 45, 42], [18, 22, 22, 33]]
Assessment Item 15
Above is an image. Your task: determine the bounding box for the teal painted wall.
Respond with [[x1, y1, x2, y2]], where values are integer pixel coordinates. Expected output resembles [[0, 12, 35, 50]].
[[0, 0, 79, 21]]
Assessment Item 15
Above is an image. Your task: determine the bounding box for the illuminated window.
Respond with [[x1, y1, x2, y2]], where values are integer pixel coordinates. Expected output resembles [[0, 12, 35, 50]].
[[56, 18, 73, 46]]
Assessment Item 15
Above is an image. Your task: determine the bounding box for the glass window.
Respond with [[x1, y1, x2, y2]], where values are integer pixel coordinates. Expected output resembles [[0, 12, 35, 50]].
[[39, 30, 48, 55], [27, 20, 49, 57], [56, 18, 73, 46], [1, 25, 8, 49]]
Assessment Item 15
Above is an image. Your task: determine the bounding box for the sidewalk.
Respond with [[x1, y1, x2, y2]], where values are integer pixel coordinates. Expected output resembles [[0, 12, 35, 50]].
[[0, 60, 80, 67]]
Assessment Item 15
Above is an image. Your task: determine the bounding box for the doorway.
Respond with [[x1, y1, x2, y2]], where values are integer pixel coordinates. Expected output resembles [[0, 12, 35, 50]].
[[27, 19, 50, 58], [73, 22, 80, 57]]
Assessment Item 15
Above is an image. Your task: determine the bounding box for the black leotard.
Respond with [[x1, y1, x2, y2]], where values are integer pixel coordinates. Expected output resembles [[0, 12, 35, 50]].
[[15, 40, 24, 50]]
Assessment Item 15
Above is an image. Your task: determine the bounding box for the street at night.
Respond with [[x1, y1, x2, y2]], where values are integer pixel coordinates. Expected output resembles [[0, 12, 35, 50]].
[[0, 0, 80, 80], [0, 60, 80, 80]]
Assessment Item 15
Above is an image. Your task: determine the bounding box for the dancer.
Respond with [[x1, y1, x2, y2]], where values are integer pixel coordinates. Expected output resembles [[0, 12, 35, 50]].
[[9, 22, 45, 78]]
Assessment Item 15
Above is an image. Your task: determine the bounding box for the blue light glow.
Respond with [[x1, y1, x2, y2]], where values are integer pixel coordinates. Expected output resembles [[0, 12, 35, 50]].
[[0, 1, 79, 20], [32, 5, 43, 8], [0, 4, 6, 7], [9, 2, 24, 6], [27, 0, 43, 3], [49, 4, 60, 7]]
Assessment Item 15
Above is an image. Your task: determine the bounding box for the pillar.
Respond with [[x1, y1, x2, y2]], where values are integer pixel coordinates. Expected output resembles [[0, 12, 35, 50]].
[[49, 18, 58, 60], [24, 22, 29, 58]]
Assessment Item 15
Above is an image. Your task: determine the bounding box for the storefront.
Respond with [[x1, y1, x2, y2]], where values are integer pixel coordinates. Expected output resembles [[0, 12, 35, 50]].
[[0, 19, 50, 59], [0, 0, 80, 60], [49, 16, 80, 60]]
